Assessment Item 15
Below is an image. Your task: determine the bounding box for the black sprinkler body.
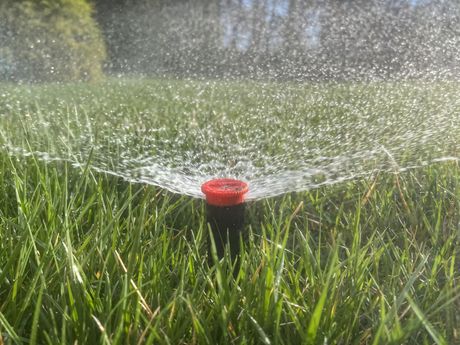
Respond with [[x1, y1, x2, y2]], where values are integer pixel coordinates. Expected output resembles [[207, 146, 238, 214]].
[[201, 178, 249, 260]]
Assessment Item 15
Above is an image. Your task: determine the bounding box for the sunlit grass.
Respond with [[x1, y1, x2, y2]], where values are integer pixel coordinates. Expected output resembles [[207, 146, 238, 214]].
[[0, 79, 459, 199], [0, 151, 459, 345], [0, 80, 459, 344]]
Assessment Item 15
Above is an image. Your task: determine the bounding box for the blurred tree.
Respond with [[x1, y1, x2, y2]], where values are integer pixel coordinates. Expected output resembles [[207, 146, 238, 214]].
[[0, 0, 106, 82], [92, 0, 223, 77], [91, 0, 176, 73]]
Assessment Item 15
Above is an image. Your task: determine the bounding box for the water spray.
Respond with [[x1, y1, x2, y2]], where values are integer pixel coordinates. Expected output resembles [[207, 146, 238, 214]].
[[201, 178, 249, 260]]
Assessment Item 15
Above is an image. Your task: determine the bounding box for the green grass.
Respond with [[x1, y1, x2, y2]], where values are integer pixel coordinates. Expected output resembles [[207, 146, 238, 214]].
[[0, 79, 459, 195], [0, 80, 459, 344]]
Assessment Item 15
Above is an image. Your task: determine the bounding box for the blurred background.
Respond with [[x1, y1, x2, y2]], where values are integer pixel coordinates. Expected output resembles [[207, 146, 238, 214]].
[[0, 0, 459, 83]]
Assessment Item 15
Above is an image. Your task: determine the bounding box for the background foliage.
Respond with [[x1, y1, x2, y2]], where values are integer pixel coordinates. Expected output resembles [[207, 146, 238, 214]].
[[92, 0, 460, 80], [0, 0, 458, 82], [0, 0, 106, 82]]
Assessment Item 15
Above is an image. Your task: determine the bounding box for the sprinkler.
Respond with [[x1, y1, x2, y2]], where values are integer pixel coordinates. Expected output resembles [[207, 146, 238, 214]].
[[201, 178, 249, 260]]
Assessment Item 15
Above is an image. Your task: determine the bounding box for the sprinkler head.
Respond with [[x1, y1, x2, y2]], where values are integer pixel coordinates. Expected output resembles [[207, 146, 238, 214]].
[[201, 178, 249, 261], [201, 178, 249, 207]]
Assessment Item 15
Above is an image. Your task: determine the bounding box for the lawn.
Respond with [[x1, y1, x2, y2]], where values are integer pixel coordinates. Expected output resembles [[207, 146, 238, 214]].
[[0, 79, 459, 344]]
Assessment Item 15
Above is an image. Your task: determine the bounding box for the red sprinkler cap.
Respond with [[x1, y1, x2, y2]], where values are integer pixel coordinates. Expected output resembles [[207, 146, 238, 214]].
[[201, 178, 249, 207]]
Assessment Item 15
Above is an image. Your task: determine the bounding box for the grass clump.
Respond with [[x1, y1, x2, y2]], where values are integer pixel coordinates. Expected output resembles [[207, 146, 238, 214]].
[[0, 79, 459, 344], [0, 151, 459, 344]]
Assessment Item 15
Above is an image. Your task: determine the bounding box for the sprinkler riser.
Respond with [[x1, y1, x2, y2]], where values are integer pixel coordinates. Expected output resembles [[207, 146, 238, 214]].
[[201, 178, 248, 261], [206, 203, 245, 260]]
